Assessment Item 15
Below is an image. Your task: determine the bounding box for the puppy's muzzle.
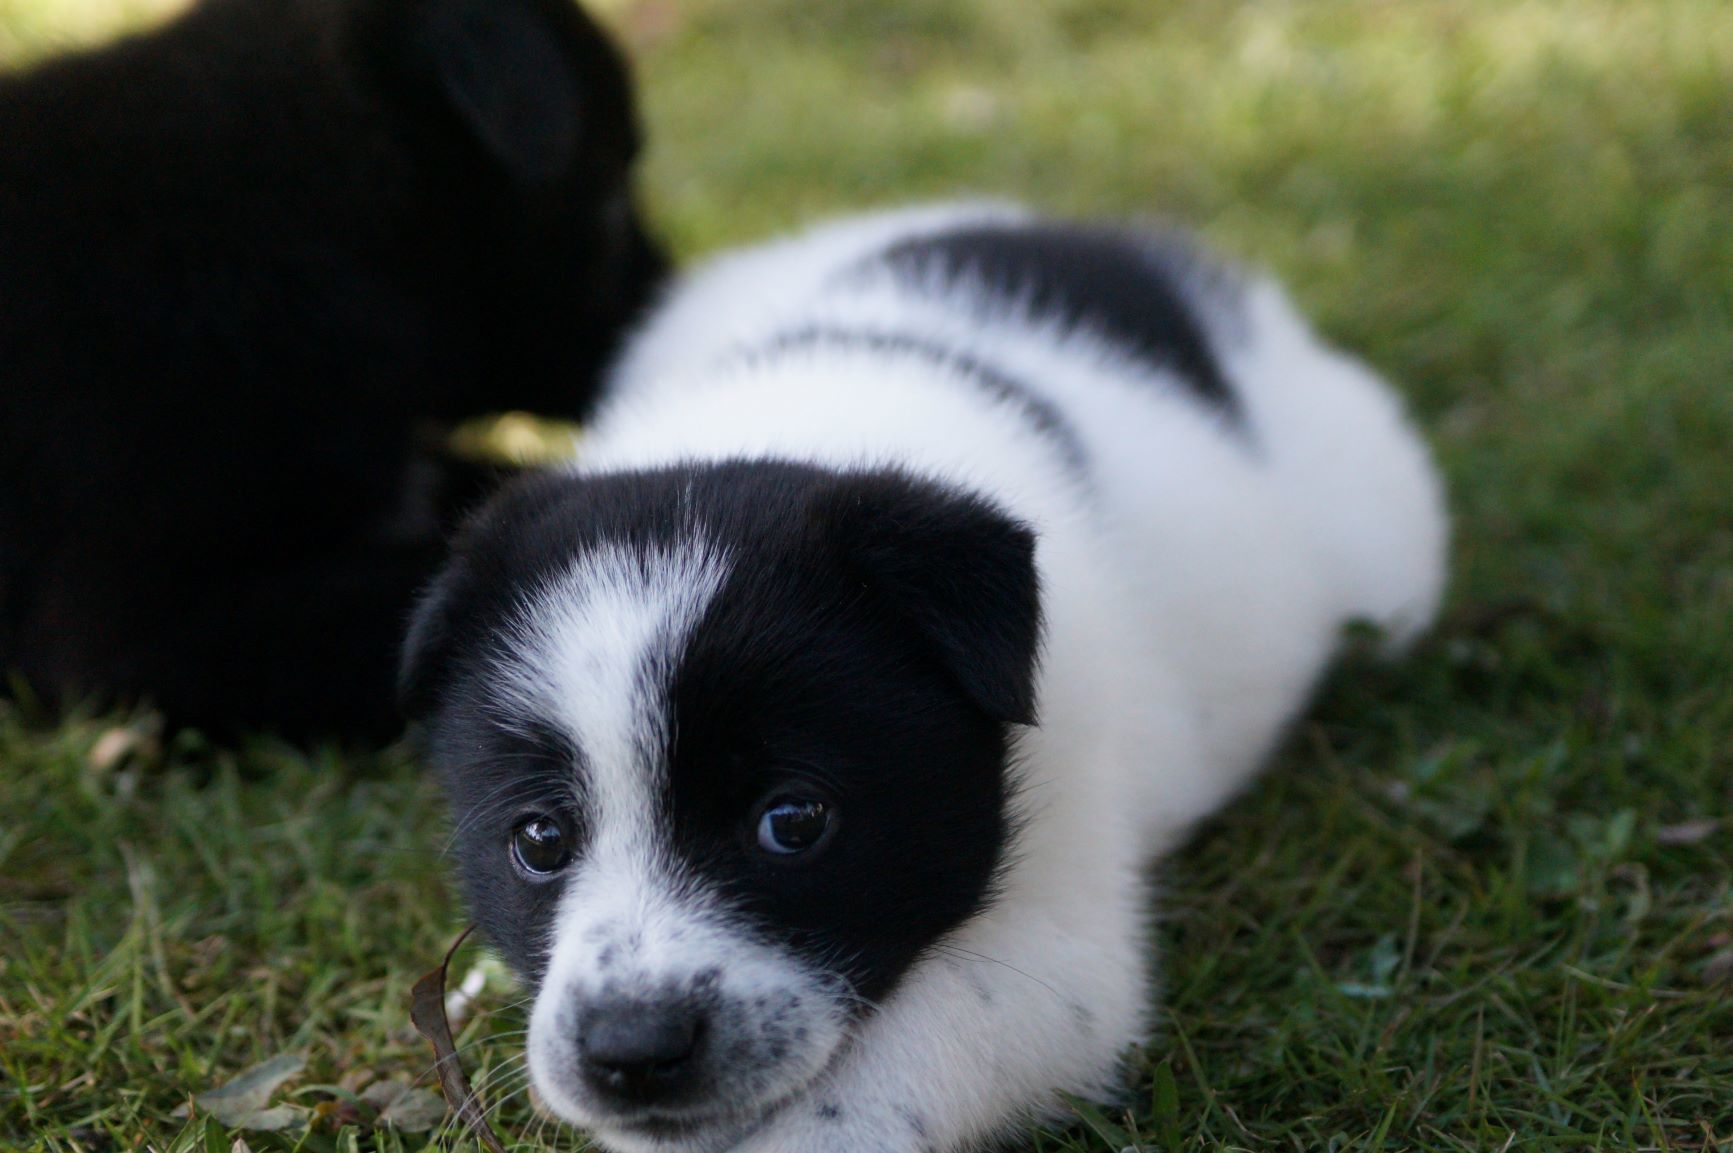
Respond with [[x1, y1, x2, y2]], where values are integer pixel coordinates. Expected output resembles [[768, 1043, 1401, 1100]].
[[578, 996, 708, 1106]]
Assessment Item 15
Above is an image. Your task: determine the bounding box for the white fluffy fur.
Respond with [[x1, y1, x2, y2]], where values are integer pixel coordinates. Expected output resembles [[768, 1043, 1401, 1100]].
[[527, 202, 1448, 1152]]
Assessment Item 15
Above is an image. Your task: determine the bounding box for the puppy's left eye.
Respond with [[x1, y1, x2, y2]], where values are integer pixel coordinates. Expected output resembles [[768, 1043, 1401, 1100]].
[[755, 798, 834, 856], [512, 816, 572, 876]]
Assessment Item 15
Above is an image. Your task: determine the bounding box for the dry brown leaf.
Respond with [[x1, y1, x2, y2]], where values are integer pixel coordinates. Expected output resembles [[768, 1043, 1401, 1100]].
[[409, 926, 508, 1153]]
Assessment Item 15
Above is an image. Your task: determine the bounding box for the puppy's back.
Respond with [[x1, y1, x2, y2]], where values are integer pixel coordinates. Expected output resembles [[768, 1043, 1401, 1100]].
[[607, 205, 1444, 659]]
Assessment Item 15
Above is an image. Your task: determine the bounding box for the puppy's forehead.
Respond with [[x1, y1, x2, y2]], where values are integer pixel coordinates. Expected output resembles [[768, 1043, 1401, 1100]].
[[500, 539, 730, 810]]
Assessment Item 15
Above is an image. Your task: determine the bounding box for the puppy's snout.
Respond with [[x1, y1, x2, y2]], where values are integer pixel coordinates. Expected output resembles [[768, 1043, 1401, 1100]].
[[577, 998, 706, 1104]]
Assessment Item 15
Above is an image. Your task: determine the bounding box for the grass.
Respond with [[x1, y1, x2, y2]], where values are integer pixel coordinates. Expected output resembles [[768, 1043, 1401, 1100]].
[[3, 0, 1731, 1149]]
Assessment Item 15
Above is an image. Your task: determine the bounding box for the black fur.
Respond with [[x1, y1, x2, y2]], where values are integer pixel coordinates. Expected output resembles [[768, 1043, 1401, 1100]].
[[877, 220, 1243, 425], [403, 461, 1037, 1001], [0, 0, 665, 741]]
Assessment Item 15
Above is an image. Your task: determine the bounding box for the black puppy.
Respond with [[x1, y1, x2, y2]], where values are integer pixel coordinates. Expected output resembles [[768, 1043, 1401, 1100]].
[[0, 0, 664, 741]]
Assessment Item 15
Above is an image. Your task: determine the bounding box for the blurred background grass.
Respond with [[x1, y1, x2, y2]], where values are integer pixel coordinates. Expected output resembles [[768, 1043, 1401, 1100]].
[[2, 1, 1730, 1150]]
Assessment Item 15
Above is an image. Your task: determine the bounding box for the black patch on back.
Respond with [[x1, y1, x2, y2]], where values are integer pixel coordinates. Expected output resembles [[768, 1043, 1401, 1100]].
[[403, 461, 1035, 1003], [879, 220, 1243, 425]]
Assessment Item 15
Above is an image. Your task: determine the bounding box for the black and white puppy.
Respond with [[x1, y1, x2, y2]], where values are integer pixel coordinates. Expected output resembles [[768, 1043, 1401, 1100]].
[[401, 203, 1448, 1153], [0, 0, 662, 741]]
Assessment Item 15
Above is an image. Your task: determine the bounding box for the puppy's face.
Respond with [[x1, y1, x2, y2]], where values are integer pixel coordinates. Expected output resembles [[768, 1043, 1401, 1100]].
[[401, 462, 1041, 1150]]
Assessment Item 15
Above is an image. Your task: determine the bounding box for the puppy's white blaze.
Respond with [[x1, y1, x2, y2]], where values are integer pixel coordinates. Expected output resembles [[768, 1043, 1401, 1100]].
[[504, 540, 727, 835], [512, 540, 726, 1114]]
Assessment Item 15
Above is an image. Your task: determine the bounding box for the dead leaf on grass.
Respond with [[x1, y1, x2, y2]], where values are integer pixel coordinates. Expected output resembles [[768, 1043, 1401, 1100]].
[[177, 1052, 309, 1130], [409, 925, 509, 1153], [360, 1080, 449, 1132], [360, 1080, 408, 1110], [380, 1087, 450, 1131]]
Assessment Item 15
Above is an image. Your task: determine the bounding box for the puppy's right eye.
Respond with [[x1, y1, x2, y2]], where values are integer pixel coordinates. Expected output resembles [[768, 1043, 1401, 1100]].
[[755, 797, 834, 857], [511, 816, 571, 876]]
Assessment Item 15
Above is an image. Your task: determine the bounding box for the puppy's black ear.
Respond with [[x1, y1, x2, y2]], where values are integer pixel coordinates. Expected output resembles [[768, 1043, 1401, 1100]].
[[381, 0, 624, 186], [398, 561, 465, 721], [816, 473, 1042, 725]]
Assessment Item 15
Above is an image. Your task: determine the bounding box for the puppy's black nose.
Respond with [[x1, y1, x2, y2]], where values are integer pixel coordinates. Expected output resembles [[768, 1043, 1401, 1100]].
[[577, 1000, 705, 1103]]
